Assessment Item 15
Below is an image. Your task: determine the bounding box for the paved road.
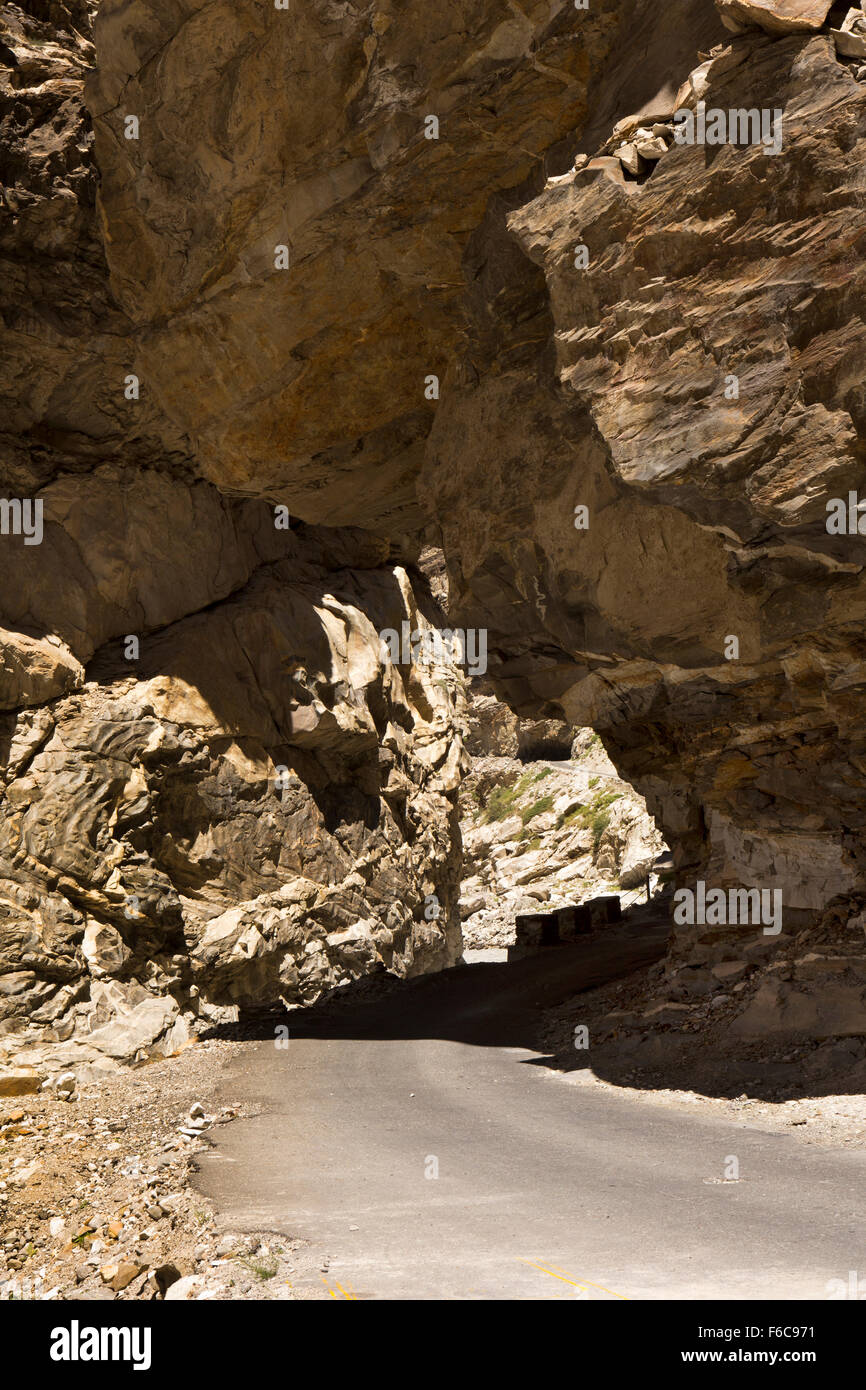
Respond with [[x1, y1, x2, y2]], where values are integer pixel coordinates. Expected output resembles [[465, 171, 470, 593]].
[[195, 925, 866, 1300]]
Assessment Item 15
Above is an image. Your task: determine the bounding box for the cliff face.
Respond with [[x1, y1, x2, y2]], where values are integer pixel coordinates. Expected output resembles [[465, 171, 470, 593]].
[[0, 2, 465, 1064], [0, 530, 466, 1063], [4, 0, 866, 1060], [428, 12, 866, 964]]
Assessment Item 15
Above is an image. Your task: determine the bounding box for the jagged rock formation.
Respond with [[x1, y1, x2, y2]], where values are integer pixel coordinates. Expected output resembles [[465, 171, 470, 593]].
[[4, 0, 866, 1059], [0, 524, 465, 1066]]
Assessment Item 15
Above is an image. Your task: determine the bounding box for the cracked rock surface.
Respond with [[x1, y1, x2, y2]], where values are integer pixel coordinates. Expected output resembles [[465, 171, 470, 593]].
[[3, 0, 866, 1073]]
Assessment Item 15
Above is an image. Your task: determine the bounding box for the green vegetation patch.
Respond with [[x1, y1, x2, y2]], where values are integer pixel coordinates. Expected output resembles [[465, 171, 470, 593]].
[[520, 794, 555, 826], [481, 770, 534, 823], [555, 790, 622, 847]]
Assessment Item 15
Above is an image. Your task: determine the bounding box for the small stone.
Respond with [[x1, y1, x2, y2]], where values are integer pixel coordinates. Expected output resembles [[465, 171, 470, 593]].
[[633, 135, 668, 161], [189, 1102, 205, 1119], [49, 1218, 65, 1239], [616, 142, 642, 175], [712, 961, 748, 982], [106, 1261, 142, 1292]]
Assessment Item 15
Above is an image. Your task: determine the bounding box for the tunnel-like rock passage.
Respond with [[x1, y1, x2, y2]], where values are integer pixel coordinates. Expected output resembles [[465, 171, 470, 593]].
[[2, 0, 866, 1063]]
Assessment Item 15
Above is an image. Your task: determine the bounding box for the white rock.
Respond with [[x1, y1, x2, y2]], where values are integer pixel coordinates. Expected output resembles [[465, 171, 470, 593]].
[[82, 920, 130, 978], [165, 1274, 206, 1301]]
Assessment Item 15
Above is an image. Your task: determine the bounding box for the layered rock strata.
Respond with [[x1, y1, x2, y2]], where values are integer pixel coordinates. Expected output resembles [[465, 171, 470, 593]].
[[5, 0, 866, 1060]]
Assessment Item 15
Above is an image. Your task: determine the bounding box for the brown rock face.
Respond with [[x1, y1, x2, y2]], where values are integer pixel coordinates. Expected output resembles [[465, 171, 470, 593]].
[[4, 0, 866, 1056], [0, 527, 465, 1061], [426, 23, 866, 956], [83, 0, 628, 535], [0, 2, 464, 1060]]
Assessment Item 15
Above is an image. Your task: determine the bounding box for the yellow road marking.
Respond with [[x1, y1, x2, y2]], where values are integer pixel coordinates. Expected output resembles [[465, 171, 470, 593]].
[[519, 1258, 629, 1300], [321, 1276, 357, 1300]]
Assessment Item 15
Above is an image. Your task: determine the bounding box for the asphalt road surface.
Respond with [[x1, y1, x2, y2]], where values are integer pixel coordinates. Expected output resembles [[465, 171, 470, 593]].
[[196, 925, 866, 1300]]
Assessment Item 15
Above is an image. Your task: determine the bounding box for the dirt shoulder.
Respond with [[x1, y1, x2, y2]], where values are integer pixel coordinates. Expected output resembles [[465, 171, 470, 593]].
[[539, 957, 866, 1151], [0, 1037, 309, 1301]]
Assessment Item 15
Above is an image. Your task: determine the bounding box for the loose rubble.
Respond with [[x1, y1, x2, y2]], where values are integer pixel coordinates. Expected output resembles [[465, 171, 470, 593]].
[[542, 893, 866, 1147], [0, 1041, 309, 1301]]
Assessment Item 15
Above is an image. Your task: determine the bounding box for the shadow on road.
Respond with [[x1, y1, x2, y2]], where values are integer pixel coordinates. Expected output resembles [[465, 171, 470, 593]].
[[200, 908, 668, 1050], [197, 890, 866, 1105]]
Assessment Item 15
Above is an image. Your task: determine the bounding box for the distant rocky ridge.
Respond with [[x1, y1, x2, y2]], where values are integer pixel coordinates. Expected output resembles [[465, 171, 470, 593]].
[[460, 699, 665, 949]]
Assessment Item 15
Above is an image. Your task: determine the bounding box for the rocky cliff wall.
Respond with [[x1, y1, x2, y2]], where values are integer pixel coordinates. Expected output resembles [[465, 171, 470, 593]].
[[4, 0, 866, 1060], [426, 5, 866, 963]]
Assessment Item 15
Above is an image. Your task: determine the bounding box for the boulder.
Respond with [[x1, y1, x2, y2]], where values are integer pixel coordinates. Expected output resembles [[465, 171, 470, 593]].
[[715, 0, 835, 35], [730, 980, 866, 1037], [0, 1068, 44, 1096]]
